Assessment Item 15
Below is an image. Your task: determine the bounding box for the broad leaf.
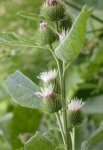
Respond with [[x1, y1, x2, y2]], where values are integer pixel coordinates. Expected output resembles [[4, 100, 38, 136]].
[[55, 6, 92, 63], [81, 126, 103, 150], [24, 131, 54, 150], [5, 71, 43, 109], [17, 11, 42, 22], [0, 32, 45, 49]]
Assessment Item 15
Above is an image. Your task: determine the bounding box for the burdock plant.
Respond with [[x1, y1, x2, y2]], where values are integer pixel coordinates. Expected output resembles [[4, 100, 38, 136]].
[[4, 0, 102, 150]]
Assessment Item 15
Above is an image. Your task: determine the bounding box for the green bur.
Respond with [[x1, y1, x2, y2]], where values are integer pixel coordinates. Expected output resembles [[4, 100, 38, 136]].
[[40, 2, 65, 21], [36, 27, 58, 46]]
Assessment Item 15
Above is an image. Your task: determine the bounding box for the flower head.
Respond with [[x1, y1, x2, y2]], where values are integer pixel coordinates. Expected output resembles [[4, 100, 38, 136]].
[[35, 84, 54, 100], [39, 22, 48, 31], [59, 30, 67, 43], [38, 69, 57, 83], [68, 98, 85, 112]]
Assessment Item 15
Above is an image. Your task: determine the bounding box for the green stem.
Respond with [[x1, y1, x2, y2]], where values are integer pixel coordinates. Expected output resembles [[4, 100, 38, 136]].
[[49, 45, 69, 150], [72, 127, 76, 150], [62, 62, 69, 150], [55, 112, 67, 149]]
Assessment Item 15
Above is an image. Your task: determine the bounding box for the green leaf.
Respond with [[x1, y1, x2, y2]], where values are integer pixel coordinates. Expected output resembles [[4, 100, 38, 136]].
[[24, 131, 54, 150], [0, 32, 45, 49], [81, 126, 103, 150], [83, 95, 103, 114], [8, 107, 42, 149], [17, 11, 54, 28], [5, 71, 43, 109], [17, 11, 42, 22], [55, 6, 92, 63], [65, 66, 84, 98]]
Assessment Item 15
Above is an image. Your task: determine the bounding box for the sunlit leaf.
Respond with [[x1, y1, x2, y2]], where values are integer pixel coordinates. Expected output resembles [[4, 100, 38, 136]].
[[55, 6, 92, 63]]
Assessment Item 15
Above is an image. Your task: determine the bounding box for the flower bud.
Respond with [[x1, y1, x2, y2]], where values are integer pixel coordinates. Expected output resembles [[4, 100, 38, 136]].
[[36, 22, 58, 45], [59, 12, 73, 31], [36, 84, 61, 113], [68, 98, 85, 126], [40, 0, 65, 21]]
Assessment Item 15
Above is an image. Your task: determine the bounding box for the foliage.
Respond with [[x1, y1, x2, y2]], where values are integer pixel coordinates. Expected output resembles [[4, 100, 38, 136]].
[[0, 0, 103, 149]]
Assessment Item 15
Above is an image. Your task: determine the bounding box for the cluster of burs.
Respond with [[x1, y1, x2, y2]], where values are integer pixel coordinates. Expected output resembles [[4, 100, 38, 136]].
[[36, 0, 85, 127], [36, 0, 72, 46]]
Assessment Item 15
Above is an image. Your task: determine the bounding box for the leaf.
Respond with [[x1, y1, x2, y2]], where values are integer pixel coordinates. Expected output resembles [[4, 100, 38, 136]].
[[5, 71, 43, 109], [17, 11, 54, 26], [0, 32, 45, 49], [55, 6, 92, 63], [65, 66, 84, 98], [82, 95, 103, 114], [24, 131, 54, 150], [17, 11, 42, 22], [8, 107, 42, 149], [81, 126, 103, 150]]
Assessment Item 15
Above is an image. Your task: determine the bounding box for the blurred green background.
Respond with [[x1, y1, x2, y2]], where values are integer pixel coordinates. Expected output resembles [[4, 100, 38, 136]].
[[0, 0, 103, 149]]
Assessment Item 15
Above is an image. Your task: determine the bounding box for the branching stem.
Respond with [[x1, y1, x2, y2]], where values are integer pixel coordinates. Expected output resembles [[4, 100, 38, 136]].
[[49, 45, 69, 150]]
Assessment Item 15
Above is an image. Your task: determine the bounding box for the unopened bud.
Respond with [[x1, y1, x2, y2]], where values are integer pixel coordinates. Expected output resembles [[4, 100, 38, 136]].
[[36, 22, 58, 45], [39, 22, 48, 31]]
